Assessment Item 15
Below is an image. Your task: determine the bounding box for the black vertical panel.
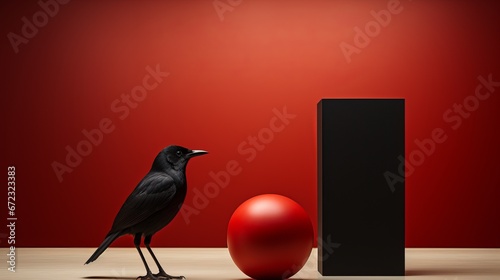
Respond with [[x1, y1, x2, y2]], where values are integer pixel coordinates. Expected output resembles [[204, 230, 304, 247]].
[[318, 99, 405, 276]]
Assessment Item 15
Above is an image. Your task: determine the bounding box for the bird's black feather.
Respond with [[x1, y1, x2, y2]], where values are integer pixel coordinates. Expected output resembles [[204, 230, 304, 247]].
[[109, 173, 177, 234]]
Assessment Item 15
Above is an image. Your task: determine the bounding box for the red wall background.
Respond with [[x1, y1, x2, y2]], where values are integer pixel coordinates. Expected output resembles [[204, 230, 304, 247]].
[[1, 0, 499, 248]]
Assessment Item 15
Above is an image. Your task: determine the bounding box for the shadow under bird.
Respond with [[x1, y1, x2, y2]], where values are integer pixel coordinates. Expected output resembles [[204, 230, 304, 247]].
[[85, 145, 207, 280]]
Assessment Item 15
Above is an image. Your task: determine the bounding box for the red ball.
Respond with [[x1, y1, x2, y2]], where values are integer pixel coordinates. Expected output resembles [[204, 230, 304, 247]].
[[227, 194, 314, 280]]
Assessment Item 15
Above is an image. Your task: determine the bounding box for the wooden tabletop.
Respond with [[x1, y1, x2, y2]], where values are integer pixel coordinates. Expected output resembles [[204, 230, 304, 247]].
[[1, 248, 499, 279]]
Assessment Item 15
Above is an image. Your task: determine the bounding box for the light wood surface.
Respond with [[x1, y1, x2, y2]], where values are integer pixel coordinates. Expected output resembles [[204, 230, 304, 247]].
[[1, 248, 499, 279]]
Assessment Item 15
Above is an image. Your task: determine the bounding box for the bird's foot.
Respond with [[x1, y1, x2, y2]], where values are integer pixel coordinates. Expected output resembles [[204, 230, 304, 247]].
[[154, 272, 186, 280], [137, 273, 178, 280], [136, 274, 155, 280]]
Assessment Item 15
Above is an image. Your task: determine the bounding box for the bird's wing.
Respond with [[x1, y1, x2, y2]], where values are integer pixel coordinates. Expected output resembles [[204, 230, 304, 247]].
[[109, 173, 177, 233]]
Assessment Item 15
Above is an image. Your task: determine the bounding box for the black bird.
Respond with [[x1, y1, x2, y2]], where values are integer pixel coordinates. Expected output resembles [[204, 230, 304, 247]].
[[85, 145, 207, 280]]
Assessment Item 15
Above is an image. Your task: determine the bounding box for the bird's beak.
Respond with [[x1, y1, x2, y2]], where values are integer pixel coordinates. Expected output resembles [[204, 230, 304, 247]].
[[187, 150, 208, 158]]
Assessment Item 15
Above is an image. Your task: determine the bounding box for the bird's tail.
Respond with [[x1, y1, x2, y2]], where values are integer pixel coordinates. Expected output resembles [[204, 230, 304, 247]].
[[84, 231, 121, 265]]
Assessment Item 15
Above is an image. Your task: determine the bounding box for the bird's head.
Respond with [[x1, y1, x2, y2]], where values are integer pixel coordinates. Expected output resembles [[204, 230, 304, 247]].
[[153, 145, 207, 172]]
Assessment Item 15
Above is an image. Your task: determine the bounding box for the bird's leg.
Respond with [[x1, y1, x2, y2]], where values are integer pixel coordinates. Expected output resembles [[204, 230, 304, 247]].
[[144, 235, 186, 280], [134, 234, 158, 280]]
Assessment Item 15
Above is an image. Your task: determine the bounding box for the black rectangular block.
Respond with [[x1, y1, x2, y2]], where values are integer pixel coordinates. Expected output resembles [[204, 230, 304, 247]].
[[317, 99, 405, 276]]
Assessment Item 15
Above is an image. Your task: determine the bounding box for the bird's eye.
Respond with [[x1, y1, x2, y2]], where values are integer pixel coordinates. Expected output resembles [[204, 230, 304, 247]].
[[176, 150, 182, 157]]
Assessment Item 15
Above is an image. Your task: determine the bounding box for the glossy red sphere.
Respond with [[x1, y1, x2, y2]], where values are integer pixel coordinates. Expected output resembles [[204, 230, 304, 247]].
[[227, 194, 314, 280]]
